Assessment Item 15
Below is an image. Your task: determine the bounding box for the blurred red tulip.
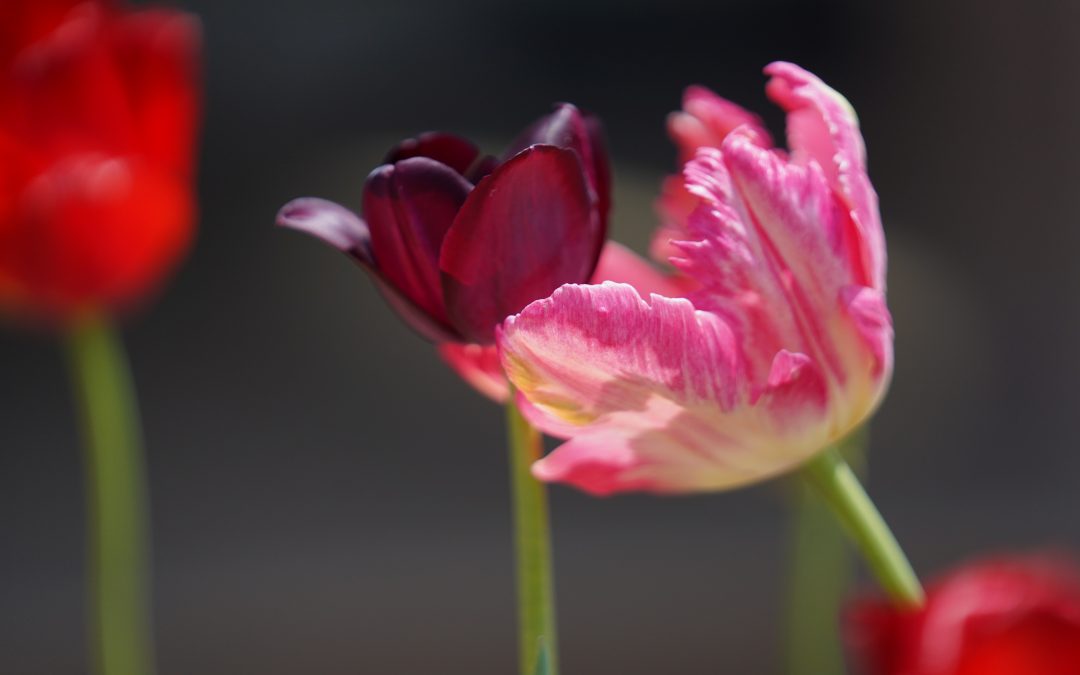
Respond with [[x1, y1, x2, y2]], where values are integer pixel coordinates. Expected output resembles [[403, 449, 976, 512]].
[[847, 554, 1080, 675], [0, 0, 201, 323]]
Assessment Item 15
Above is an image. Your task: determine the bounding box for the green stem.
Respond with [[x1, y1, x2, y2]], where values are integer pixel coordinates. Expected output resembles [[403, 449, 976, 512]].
[[66, 317, 155, 675], [801, 445, 924, 609], [785, 430, 867, 675], [506, 393, 558, 675]]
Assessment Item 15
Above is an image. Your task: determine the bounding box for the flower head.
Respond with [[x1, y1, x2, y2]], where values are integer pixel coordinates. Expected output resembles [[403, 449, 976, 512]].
[[847, 555, 1080, 675], [278, 104, 610, 346], [0, 0, 202, 323], [498, 63, 891, 495]]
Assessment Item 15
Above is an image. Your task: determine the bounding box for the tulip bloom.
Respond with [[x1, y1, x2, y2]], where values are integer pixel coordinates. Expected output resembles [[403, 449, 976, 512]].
[[499, 62, 891, 496], [0, 0, 201, 323], [278, 105, 610, 400], [847, 555, 1080, 675], [2, 3, 201, 675]]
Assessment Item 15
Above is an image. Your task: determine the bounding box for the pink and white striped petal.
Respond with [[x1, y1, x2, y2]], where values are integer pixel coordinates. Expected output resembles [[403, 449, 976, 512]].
[[667, 85, 773, 163], [674, 135, 891, 392], [499, 282, 839, 495], [765, 61, 886, 290]]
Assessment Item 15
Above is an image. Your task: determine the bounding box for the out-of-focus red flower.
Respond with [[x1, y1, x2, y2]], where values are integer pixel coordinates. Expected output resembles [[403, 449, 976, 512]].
[[847, 554, 1080, 675], [0, 0, 201, 323]]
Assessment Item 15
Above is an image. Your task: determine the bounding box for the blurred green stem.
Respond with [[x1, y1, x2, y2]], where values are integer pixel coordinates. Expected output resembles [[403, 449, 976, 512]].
[[785, 430, 867, 675], [67, 317, 155, 675], [506, 392, 558, 675], [801, 444, 924, 609]]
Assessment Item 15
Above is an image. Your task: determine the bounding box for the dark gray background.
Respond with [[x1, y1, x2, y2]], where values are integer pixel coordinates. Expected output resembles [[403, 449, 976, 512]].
[[3, 0, 1079, 673]]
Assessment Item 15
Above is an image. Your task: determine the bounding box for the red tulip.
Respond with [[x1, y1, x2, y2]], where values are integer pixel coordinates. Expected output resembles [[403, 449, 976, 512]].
[[0, 0, 201, 323], [277, 104, 610, 346], [847, 554, 1080, 675]]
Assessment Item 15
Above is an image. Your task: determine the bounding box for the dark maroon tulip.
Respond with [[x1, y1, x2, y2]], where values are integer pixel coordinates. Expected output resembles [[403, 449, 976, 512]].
[[278, 104, 610, 344]]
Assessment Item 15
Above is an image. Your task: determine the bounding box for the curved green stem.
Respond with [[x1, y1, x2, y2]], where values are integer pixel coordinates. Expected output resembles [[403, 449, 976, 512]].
[[801, 445, 924, 609], [506, 393, 558, 675], [66, 317, 155, 675]]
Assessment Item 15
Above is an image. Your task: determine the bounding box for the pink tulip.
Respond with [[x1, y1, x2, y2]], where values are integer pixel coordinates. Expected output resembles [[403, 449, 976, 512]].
[[498, 62, 892, 495]]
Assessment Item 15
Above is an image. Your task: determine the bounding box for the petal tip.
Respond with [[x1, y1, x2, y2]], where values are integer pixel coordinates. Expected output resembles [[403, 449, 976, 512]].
[[530, 457, 560, 483], [276, 197, 370, 256]]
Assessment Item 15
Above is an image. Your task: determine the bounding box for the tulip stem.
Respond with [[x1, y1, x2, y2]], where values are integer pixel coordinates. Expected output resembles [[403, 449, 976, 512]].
[[506, 392, 558, 675], [802, 445, 924, 609], [66, 317, 155, 675]]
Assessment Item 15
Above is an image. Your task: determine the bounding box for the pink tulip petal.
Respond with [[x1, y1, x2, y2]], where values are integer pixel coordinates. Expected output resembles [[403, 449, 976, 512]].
[[765, 61, 885, 290], [674, 133, 892, 390], [441, 145, 600, 344], [437, 342, 508, 402], [841, 285, 893, 379], [760, 349, 828, 429], [667, 84, 773, 163], [500, 282, 842, 494], [652, 174, 698, 263], [721, 132, 851, 298], [672, 146, 804, 384]]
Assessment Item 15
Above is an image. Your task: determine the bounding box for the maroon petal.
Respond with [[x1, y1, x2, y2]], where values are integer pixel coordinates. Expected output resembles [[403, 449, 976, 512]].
[[363, 156, 471, 329], [439, 145, 602, 344], [384, 132, 481, 177], [504, 103, 593, 168], [277, 196, 461, 343], [583, 112, 612, 232], [277, 197, 373, 262], [505, 104, 611, 235], [464, 154, 499, 183]]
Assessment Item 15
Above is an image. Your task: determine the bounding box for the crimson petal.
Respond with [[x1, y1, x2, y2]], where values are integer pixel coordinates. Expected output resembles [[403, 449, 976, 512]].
[[277, 196, 460, 343], [110, 7, 203, 177], [505, 104, 610, 235], [2, 155, 193, 319], [384, 131, 481, 178], [277, 197, 372, 261], [464, 154, 498, 183], [0, 0, 84, 66], [363, 156, 470, 329], [440, 145, 600, 343], [583, 111, 612, 235], [504, 103, 592, 166]]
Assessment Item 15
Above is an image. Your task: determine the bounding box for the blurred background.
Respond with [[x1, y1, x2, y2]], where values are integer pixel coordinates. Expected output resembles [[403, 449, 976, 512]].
[[3, 0, 1079, 672]]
